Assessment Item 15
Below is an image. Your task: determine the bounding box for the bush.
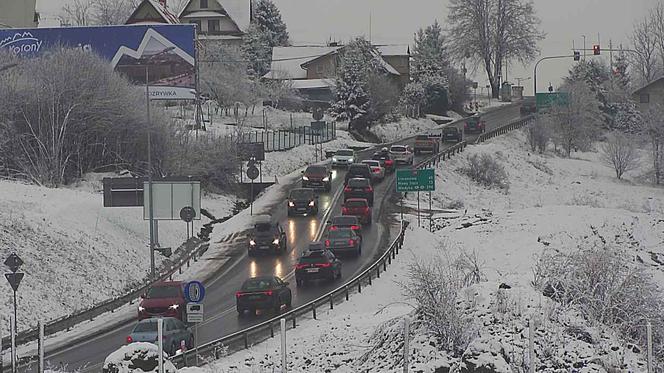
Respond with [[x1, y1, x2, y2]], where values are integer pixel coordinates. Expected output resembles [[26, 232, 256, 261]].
[[533, 236, 664, 365], [599, 131, 640, 180], [460, 153, 509, 190], [525, 116, 552, 153]]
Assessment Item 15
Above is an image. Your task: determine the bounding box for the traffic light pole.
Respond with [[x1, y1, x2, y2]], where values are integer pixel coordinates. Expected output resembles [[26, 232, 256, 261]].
[[533, 55, 574, 95]]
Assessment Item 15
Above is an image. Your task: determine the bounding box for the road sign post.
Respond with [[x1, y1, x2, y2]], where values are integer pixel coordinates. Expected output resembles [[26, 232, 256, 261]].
[[396, 169, 435, 224], [157, 318, 164, 373], [247, 159, 259, 216], [184, 281, 205, 365], [4, 252, 24, 370]]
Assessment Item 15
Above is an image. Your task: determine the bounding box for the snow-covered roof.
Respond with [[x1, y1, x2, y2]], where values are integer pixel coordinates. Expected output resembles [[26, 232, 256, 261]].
[[371, 49, 400, 75], [126, 0, 180, 25], [263, 46, 340, 80], [178, 0, 250, 32], [197, 34, 243, 40], [633, 76, 664, 95], [181, 10, 226, 18], [290, 79, 336, 90], [376, 44, 409, 56]]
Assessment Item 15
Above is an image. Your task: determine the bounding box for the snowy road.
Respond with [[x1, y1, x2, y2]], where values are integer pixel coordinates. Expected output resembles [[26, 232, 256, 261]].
[[34, 104, 522, 372]]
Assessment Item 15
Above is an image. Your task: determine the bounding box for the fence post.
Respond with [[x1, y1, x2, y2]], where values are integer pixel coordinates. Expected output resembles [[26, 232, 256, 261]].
[[281, 318, 287, 373], [345, 286, 349, 301], [244, 332, 248, 349], [312, 304, 317, 320], [528, 319, 535, 373], [647, 321, 653, 373], [358, 280, 362, 293], [403, 318, 410, 373], [376, 266, 380, 278], [329, 295, 334, 310], [368, 272, 372, 285]]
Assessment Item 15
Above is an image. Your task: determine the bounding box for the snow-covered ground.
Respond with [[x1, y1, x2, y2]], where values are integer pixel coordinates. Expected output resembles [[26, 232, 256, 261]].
[[183, 129, 664, 372], [370, 117, 441, 143], [0, 174, 234, 331]]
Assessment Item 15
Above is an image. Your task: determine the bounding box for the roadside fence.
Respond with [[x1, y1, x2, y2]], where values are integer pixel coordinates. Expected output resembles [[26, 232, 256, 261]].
[[226, 122, 337, 152]]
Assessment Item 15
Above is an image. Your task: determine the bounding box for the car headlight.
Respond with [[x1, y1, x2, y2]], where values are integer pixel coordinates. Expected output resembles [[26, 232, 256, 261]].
[[302, 176, 309, 181], [249, 240, 256, 246], [322, 176, 329, 182], [348, 158, 354, 163], [288, 201, 295, 207], [308, 200, 315, 207], [169, 304, 179, 310], [332, 157, 338, 162], [272, 238, 280, 245], [138, 306, 145, 312]]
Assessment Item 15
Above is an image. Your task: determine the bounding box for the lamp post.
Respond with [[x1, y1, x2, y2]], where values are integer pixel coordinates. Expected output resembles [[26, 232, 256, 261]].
[[145, 46, 175, 280], [533, 55, 574, 95]]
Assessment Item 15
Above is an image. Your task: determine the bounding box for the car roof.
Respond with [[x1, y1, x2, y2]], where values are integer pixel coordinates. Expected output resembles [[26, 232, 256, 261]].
[[291, 188, 314, 193], [331, 215, 359, 223], [246, 275, 277, 282], [345, 198, 368, 204], [305, 165, 327, 172], [308, 241, 325, 250], [254, 215, 272, 224], [390, 144, 407, 149], [348, 178, 370, 185], [362, 160, 380, 164]]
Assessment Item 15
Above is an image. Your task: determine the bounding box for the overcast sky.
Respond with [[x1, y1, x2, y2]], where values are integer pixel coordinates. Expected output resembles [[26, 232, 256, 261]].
[[37, 0, 654, 95]]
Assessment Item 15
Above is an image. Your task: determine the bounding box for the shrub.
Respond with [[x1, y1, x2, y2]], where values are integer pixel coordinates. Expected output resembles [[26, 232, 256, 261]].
[[599, 131, 641, 179], [460, 153, 509, 190]]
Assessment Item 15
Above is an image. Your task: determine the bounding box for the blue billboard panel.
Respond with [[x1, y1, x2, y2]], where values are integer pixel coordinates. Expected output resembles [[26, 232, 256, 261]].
[[0, 24, 196, 100]]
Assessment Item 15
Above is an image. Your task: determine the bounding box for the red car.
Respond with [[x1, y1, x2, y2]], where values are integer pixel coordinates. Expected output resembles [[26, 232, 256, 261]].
[[138, 281, 187, 321], [342, 198, 372, 225]]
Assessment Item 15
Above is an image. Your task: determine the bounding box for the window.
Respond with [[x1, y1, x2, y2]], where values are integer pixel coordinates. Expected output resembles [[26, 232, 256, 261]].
[[640, 93, 650, 103], [200, 0, 208, 8], [208, 19, 220, 32]]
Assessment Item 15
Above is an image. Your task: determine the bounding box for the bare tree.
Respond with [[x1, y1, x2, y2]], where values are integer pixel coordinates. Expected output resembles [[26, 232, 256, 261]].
[[447, 0, 544, 98], [526, 114, 551, 154], [59, 0, 94, 26], [548, 81, 602, 158], [599, 131, 640, 179], [630, 16, 661, 86], [92, 0, 140, 25], [642, 104, 664, 184]]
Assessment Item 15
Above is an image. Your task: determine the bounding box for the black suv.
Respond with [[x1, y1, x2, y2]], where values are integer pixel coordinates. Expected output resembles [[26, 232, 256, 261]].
[[301, 165, 332, 191], [344, 164, 373, 185], [287, 188, 318, 216], [295, 248, 342, 286], [236, 276, 292, 316], [442, 126, 463, 143], [343, 178, 374, 206], [247, 215, 287, 256]]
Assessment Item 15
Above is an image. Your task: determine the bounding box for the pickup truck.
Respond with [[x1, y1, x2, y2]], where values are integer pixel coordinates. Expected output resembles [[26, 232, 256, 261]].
[[414, 134, 440, 154]]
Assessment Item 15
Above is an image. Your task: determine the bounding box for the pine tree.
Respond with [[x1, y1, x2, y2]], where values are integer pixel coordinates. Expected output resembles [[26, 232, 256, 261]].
[[612, 50, 630, 90], [411, 20, 448, 82], [242, 23, 272, 78], [252, 0, 289, 47]]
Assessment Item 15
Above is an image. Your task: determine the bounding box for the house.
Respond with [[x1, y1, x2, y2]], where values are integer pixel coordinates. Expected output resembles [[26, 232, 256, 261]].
[[0, 0, 38, 28], [125, 0, 180, 25], [177, 0, 250, 44], [263, 44, 410, 105], [633, 77, 664, 112]]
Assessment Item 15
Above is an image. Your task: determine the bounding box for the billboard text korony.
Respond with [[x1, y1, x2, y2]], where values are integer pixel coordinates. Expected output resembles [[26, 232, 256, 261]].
[[0, 24, 196, 100]]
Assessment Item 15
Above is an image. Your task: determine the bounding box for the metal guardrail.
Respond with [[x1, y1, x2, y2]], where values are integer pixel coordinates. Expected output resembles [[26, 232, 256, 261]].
[[171, 220, 409, 367], [227, 122, 337, 152], [475, 115, 535, 144]]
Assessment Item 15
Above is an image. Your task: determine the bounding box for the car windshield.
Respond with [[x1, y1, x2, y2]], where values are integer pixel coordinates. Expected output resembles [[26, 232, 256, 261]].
[[349, 165, 368, 173], [242, 278, 273, 291], [331, 216, 357, 226], [146, 285, 179, 299], [336, 150, 353, 156], [416, 135, 429, 140], [300, 251, 327, 263], [348, 178, 369, 187], [290, 189, 313, 199], [254, 223, 272, 232], [345, 200, 367, 208], [133, 321, 158, 333], [306, 166, 326, 175], [391, 146, 406, 152], [444, 127, 457, 133], [328, 229, 353, 238], [363, 161, 380, 167]]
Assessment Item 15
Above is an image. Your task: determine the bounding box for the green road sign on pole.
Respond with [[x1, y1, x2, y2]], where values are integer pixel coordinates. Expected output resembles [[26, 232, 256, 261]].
[[535, 92, 569, 111], [396, 169, 435, 192]]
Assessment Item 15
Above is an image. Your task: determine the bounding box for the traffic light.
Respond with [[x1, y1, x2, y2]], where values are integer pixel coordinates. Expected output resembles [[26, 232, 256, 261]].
[[593, 44, 600, 55], [573, 51, 580, 61]]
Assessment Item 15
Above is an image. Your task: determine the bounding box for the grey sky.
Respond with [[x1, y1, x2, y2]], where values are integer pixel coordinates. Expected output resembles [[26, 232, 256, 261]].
[[37, 0, 654, 94]]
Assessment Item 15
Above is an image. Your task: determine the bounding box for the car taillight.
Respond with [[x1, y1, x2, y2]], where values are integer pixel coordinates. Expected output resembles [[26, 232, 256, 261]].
[[344, 187, 352, 192], [342, 207, 349, 214], [349, 239, 355, 245], [365, 187, 373, 192], [372, 168, 380, 173], [265, 290, 273, 296], [296, 263, 307, 270], [385, 160, 393, 165], [464, 123, 468, 128], [236, 291, 243, 298], [364, 207, 370, 214], [316, 263, 332, 268], [329, 225, 338, 231], [126, 336, 133, 344], [325, 239, 331, 247], [351, 225, 360, 230]]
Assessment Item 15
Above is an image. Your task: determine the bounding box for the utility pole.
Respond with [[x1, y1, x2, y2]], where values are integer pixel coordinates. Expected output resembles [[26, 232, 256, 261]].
[[146, 64, 155, 280], [582, 35, 586, 59]]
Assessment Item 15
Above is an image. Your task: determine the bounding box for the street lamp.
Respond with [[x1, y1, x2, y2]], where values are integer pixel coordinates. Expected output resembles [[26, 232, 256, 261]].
[[145, 46, 175, 280]]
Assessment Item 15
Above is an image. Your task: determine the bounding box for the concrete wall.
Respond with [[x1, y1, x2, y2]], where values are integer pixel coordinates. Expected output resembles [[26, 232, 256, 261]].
[[0, 0, 38, 28]]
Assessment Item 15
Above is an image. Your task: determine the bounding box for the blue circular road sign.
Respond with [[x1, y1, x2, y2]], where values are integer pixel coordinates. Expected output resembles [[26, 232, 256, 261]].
[[184, 280, 205, 303]]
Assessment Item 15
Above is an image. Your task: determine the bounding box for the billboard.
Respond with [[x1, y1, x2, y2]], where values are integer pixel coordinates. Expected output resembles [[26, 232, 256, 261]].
[[0, 24, 196, 100]]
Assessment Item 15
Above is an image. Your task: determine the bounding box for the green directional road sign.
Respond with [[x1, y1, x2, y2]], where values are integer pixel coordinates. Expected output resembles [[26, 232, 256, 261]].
[[396, 168, 435, 192]]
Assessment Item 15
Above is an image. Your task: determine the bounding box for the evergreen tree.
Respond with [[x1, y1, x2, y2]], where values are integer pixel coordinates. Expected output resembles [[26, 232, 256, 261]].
[[612, 50, 630, 90], [331, 37, 385, 131], [252, 0, 289, 47], [242, 23, 272, 78], [411, 21, 448, 82]]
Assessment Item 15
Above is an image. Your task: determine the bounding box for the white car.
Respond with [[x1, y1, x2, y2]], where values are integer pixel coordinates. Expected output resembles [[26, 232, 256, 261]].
[[332, 149, 355, 168], [389, 145, 414, 165], [361, 160, 385, 182]]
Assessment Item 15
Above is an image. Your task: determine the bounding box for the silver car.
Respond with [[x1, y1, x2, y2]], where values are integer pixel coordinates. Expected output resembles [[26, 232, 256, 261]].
[[389, 145, 414, 165], [361, 160, 385, 182], [332, 149, 355, 168], [126, 317, 193, 356]]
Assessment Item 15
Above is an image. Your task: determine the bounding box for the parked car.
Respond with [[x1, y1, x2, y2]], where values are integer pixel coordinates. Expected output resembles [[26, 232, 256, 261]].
[[126, 317, 193, 356], [301, 165, 332, 191], [389, 145, 414, 165], [414, 134, 440, 154], [327, 215, 363, 238], [247, 215, 287, 256], [342, 198, 372, 225], [295, 249, 342, 286], [344, 164, 373, 185], [343, 178, 374, 206], [464, 115, 486, 134], [324, 228, 362, 257], [442, 126, 463, 143], [372, 150, 395, 173], [332, 149, 355, 168], [236, 276, 292, 316], [138, 281, 187, 321], [361, 159, 385, 182], [307, 241, 326, 252], [287, 188, 318, 216]]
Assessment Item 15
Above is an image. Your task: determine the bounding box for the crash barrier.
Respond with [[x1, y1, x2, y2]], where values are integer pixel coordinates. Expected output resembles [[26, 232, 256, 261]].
[[418, 141, 468, 169], [475, 115, 535, 144], [227, 121, 337, 152], [171, 220, 409, 368]]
